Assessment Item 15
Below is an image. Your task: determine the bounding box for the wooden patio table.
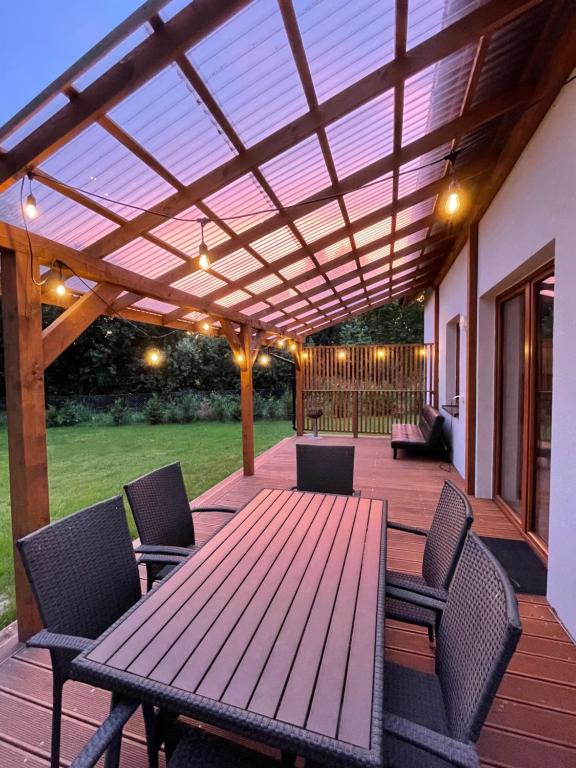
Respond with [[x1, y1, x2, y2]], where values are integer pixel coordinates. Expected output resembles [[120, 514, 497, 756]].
[[71, 488, 387, 767]]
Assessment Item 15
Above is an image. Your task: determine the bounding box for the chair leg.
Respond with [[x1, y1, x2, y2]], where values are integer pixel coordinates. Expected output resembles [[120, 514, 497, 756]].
[[427, 625, 435, 645], [50, 674, 64, 768], [104, 693, 124, 768], [393, 448, 397, 459], [142, 704, 159, 768]]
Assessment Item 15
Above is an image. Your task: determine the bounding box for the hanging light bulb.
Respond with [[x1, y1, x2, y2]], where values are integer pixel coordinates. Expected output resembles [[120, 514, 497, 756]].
[[377, 349, 385, 360], [289, 341, 297, 352], [202, 321, 211, 332], [53, 261, 66, 297], [196, 218, 212, 270], [235, 351, 245, 365], [338, 350, 346, 361], [444, 179, 461, 216], [277, 338, 285, 348], [145, 347, 163, 367], [259, 353, 270, 366], [24, 172, 38, 219], [24, 193, 38, 219], [301, 350, 308, 360]]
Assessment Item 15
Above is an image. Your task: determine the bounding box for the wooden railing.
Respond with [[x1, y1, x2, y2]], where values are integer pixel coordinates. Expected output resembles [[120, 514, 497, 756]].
[[303, 389, 434, 436], [300, 343, 435, 436]]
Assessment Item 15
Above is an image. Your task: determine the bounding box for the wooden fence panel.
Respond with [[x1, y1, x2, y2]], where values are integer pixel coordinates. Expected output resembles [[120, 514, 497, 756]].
[[302, 343, 434, 436]]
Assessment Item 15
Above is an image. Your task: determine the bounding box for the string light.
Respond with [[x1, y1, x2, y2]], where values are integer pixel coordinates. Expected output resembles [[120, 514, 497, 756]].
[[259, 353, 271, 366], [201, 321, 211, 332], [289, 341, 297, 352], [301, 350, 308, 360], [277, 338, 285, 348], [337, 350, 346, 361], [444, 151, 462, 217], [197, 218, 212, 270], [24, 172, 37, 219], [54, 260, 66, 296], [235, 351, 245, 365], [376, 349, 386, 359], [145, 347, 163, 366]]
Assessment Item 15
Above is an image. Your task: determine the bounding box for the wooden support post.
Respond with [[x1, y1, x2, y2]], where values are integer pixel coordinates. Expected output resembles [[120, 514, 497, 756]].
[[434, 284, 440, 408], [239, 325, 255, 476], [295, 342, 304, 436], [1, 249, 50, 640], [465, 224, 478, 495], [352, 390, 359, 438]]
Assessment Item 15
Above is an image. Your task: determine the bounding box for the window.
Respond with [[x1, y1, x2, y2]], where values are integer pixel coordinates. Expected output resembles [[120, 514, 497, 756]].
[[446, 316, 461, 412]]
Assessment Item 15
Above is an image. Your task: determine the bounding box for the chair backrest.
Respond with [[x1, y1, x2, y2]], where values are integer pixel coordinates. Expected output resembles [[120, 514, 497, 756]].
[[124, 462, 195, 547], [296, 444, 355, 495], [418, 404, 445, 447], [422, 480, 473, 589], [436, 533, 522, 743], [17, 496, 140, 640]]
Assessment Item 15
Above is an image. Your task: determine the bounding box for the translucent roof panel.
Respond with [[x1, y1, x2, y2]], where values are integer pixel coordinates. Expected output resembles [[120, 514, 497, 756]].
[[402, 47, 473, 146], [396, 196, 436, 229], [109, 64, 237, 185], [407, 0, 489, 50], [355, 218, 392, 248], [293, 0, 395, 102], [187, 0, 307, 147], [344, 176, 394, 222], [105, 238, 183, 279], [295, 275, 327, 293], [150, 204, 229, 256], [1, 93, 70, 151], [211, 249, 262, 281], [242, 301, 270, 315], [360, 244, 391, 268], [249, 226, 301, 263], [294, 201, 345, 245], [326, 90, 394, 179], [398, 145, 450, 199], [246, 274, 283, 294], [216, 289, 252, 307], [38, 123, 175, 220], [279, 257, 315, 280], [0, 181, 119, 250], [172, 270, 227, 296], [132, 297, 179, 314], [326, 262, 356, 280], [260, 135, 331, 206], [73, 25, 152, 91], [315, 236, 352, 265], [203, 174, 275, 235]]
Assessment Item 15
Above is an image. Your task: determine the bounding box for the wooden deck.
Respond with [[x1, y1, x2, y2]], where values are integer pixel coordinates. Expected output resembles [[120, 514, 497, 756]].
[[0, 435, 574, 767]]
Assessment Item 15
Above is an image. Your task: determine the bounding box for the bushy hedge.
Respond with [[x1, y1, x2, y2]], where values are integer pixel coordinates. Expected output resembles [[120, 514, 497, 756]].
[[39, 391, 292, 427]]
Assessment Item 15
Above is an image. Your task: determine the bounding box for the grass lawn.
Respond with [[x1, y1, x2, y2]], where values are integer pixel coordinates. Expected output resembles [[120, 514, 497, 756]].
[[0, 420, 293, 628]]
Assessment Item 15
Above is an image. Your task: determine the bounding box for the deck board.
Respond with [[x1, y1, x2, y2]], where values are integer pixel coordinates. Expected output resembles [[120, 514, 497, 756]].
[[0, 435, 574, 767]]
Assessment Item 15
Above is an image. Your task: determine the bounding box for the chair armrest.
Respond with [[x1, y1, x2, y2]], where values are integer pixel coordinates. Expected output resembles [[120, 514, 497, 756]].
[[384, 713, 479, 768], [137, 553, 191, 566], [27, 630, 93, 654], [386, 577, 448, 602], [70, 698, 139, 768], [386, 585, 446, 613], [190, 506, 236, 514], [135, 544, 193, 557], [387, 521, 429, 536]]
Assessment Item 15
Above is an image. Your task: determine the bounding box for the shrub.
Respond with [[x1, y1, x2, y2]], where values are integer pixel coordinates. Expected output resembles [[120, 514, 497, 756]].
[[177, 393, 200, 423], [197, 397, 214, 421], [110, 398, 130, 426], [144, 394, 165, 425], [46, 405, 59, 427], [253, 393, 266, 420], [56, 401, 89, 426]]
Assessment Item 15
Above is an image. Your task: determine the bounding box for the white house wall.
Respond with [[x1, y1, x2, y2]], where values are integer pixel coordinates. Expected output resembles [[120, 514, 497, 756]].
[[426, 76, 576, 638]]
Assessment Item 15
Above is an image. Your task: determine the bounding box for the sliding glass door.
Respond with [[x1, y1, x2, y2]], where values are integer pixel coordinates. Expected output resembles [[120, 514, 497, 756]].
[[495, 265, 554, 553]]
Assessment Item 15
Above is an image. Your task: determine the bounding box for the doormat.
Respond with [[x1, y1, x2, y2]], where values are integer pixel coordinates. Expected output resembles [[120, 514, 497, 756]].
[[480, 537, 547, 595]]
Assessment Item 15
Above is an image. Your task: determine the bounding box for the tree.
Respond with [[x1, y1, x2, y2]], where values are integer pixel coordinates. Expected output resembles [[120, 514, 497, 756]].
[[309, 300, 424, 346]]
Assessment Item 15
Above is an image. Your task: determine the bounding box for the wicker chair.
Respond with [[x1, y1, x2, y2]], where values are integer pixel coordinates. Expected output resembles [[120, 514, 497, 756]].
[[124, 462, 236, 589], [386, 480, 473, 642], [16, 497, 173, 768], [295, 443, 358, 496], [71, 717, 278, 768], [382, 533, 522, 767]]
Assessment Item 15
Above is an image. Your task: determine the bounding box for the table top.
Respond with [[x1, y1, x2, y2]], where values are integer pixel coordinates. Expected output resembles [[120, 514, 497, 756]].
[[72, 488, 387, 767]]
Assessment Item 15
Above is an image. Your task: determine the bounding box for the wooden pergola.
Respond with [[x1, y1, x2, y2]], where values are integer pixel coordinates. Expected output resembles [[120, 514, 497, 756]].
[[0, 0, 574, 638]]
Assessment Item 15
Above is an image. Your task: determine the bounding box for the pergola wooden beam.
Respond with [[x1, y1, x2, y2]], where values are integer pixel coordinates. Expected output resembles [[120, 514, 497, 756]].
[[42, 283, 123, 368], [74, 0, 542, 260], [0, 222, 293, 337], [0, 0, 251, 191], [435, 5, 576, 284], [0, 249, 50, 640]]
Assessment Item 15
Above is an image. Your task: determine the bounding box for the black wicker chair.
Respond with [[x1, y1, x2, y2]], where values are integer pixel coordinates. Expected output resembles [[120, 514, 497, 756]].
[[294, 443, 358, 496], [16, 497, 173, 768], [71, 717, 278, 768], [382, 532, 522, 767], [124, 462, 236, 589], [386, 480, 473, 642]]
